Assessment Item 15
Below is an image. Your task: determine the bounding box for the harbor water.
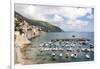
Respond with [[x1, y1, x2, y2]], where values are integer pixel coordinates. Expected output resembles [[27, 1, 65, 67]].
[[30, 32, 94, 64]]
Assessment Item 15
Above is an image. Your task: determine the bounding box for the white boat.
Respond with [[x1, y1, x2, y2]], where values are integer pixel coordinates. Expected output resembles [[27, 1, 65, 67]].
[[87, 49, 91, 52], [45, 43, 49, 46], [85, 54, 90, 59], [59, 53, 63, 57], [67, 47, 72, 51], [65, 44, 69, 47], [71, 54, 74, 57], [71, 54, 77, 58], [52, 53, 55, 56], [81, 48, 85, 51]]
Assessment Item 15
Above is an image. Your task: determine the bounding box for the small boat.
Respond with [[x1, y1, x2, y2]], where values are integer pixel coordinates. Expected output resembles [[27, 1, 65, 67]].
[[59, 53, 63, 57], [71, 54, 77, 58], [45, 43, 49, 46], [65, 44, 69, 47], [81, 48, 85, 52], [87, 49, 91, 52], [66, 42, 69, 44], [85, 54, 90, 59], [71, 43, 75, 47], [67, 47, 73, 52], [51, 53, 55, 56], [71, 54, 74, 57]]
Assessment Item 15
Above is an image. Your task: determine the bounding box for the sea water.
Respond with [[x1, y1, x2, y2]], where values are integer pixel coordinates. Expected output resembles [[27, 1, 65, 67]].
[[31, 32, 94, 63], [46, 32, 94, 43]]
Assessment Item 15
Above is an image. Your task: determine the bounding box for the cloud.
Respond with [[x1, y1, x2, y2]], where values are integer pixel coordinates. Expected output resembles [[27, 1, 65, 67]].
[[15, 5, 49, 21], [15, 5, 36, 19], [15, 4, 93, 32], [53, 14, 64, 22], [61, 7, 92, 19], [64, 19, 89, 32], [15, 4, 92, 21]]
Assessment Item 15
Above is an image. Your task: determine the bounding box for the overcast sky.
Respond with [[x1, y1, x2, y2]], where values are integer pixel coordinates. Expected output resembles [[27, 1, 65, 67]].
[[15, 4, 94, 32]]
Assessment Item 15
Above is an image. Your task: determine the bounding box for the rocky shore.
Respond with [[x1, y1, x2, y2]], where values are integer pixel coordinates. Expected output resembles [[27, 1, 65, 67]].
[[14, 13, 41, 64], [14, 11, 63, 64]]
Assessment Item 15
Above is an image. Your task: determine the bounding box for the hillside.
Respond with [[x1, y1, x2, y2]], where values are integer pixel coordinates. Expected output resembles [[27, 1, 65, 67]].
[[15, 12, 63, 32]]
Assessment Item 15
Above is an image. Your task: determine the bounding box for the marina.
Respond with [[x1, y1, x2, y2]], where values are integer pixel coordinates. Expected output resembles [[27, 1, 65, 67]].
[[30, 33, 94, 63]]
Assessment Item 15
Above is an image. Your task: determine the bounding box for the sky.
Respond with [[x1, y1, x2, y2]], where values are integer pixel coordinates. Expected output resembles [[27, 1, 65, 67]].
[[15, 4, 94, 32]]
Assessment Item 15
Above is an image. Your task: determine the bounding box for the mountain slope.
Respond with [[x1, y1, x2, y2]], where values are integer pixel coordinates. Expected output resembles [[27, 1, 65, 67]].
[[15, 11, 63, 32]]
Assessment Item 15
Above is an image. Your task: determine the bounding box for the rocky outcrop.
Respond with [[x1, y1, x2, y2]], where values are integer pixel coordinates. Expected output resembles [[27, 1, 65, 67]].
[[15, 13, 40, 39], [14, 12, 40, 64], [14, 31, 33, 64]]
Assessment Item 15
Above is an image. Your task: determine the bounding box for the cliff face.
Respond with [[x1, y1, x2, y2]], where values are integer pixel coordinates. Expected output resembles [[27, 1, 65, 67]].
[[14, 12, 40, 64]]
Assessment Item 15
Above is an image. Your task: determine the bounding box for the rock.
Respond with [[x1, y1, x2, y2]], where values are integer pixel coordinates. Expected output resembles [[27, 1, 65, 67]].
[[14, 11, 41, 64], [15, 31, 31, 48]]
